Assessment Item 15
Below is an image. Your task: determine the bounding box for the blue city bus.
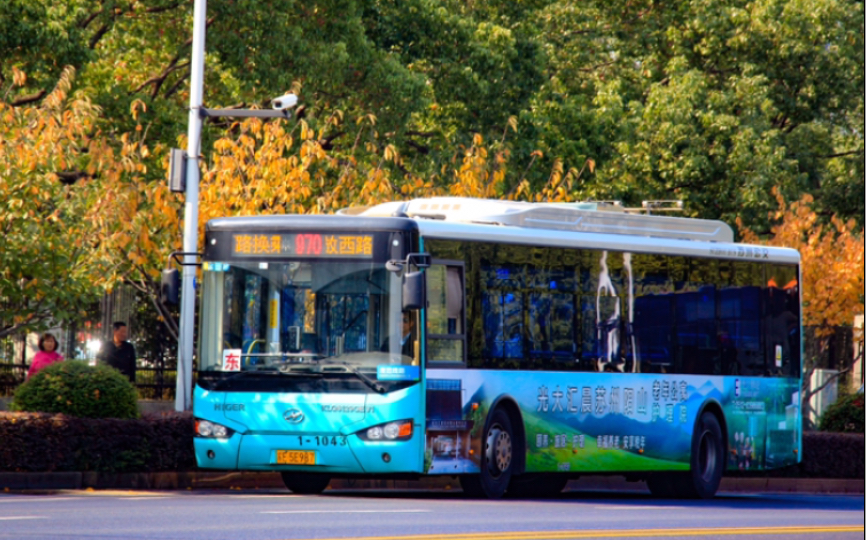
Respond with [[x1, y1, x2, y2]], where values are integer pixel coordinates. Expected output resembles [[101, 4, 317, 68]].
[[193, 198, 802, 498]]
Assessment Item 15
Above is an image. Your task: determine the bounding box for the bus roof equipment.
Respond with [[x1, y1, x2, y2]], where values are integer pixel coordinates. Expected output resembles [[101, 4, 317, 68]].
[[344, 197, 734, 243]]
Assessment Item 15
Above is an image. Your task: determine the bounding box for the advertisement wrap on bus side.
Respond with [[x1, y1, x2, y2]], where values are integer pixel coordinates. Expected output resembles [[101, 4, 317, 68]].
[[423, 371, 800, 475]]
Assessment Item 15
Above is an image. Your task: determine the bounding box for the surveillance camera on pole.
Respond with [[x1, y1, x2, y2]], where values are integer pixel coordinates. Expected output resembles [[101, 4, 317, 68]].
[[271, 93, 298, 110]]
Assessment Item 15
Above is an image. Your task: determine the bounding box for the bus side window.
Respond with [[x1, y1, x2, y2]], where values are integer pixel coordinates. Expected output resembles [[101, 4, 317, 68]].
[[427, 263, 466, 364]]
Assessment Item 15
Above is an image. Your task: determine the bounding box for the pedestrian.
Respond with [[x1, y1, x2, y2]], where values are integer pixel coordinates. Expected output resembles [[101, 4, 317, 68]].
[[98, 321, 137, 382], [27, 332, 64, 378]]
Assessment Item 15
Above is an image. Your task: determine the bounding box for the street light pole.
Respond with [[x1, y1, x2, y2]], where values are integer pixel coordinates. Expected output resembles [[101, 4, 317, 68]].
[[175, 0, 207, 411], [173, 0, 296, 411]]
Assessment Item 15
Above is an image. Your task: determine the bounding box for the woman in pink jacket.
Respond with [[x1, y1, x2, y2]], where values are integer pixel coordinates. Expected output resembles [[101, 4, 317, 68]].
[[27, 332, 64, 377]]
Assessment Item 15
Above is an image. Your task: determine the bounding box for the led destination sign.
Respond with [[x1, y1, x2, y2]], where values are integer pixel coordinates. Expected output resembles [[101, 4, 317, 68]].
[[232, 233, 373, 258]]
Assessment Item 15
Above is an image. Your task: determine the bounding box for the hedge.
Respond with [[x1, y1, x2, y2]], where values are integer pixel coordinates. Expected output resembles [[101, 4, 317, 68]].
[[797, 431, 864, 479], [0, 412, 194, 473], [819, 392, 865, 433], [2, 411, 864, 479]]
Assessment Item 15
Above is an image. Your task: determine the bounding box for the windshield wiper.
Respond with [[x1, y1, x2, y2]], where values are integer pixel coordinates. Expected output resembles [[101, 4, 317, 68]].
[[213, 369, 322, 390], [316, 360, 386, 394]]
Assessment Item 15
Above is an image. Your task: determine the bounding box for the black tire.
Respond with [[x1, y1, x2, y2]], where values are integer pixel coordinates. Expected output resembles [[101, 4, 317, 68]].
[[459, 408, 515, 499], [280, 472, 331, 494], [674, 411, 724, 499], [507, 474, 569, 499], [646, 412, 724, 499]]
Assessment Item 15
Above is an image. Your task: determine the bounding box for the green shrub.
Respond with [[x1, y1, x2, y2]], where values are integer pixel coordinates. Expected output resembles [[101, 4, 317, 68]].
[[12, 361, 139, 419], [819, 392, 865, 433]]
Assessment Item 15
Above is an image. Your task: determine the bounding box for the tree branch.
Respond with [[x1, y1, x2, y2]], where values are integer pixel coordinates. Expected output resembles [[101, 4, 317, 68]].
[[813, 150, 864, 159], [318, 131, 345, 151], [55, 171, 95, 185], [131, 59, 189, 98], [89, 24, 111, 49], [803, 367, 852, 401], [78, 9, 103, 29], [405, 130, 437, 138], [11, 90, 47, 107], [145, 2, 182, 14], [405, 139, 430, 155], [163, 68, 190, 99]]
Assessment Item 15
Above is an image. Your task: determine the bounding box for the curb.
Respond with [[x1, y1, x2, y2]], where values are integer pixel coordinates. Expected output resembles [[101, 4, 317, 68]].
[[2, 472, 862, 494]]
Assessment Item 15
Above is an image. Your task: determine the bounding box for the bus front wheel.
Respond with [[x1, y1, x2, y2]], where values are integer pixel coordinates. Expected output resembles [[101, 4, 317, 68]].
[[281, 472, 331, 495], [459, 408, 514, 499]]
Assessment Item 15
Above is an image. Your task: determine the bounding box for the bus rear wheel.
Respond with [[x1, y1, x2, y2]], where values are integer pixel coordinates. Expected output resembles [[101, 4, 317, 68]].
[[281, 472, 331, 494], [679, 411, 724, 499], [647, 412, 724, 499], [649, 412, 724, 499], [459, 408, 514, 499]]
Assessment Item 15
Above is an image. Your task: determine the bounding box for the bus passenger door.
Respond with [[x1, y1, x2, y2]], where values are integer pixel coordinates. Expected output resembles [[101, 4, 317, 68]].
[[423, 262, 473, 474]]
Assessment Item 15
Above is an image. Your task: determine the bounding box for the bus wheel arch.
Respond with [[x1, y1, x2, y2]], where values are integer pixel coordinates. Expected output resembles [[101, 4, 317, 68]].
[[460, 398, 523, 499]]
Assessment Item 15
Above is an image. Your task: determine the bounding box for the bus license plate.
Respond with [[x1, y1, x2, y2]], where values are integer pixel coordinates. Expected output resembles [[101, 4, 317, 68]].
[[277, 450, 316, 465]]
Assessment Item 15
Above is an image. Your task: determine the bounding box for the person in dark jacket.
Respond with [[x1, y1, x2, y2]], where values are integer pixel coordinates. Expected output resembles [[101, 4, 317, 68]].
[[380, 311, 416, 358], [99, 321, 136, 382]]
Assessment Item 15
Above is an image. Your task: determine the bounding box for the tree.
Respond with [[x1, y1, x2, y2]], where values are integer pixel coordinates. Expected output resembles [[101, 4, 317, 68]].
[[1, 0, 862, 355], [569, 0, 864, 230], [0, 67, 132, 338]]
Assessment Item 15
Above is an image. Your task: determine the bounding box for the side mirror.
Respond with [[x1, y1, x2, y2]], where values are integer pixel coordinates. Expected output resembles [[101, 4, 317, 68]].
[[161, 269, 180, 305], [402, 270, 426, 311]]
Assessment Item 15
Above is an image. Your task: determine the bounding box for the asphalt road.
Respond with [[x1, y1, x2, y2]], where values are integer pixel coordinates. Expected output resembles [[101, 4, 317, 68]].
[[0, 488, 862, 540]]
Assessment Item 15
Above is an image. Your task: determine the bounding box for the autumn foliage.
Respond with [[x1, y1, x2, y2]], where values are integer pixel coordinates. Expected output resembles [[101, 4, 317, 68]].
[[197, 114, 593, 228]]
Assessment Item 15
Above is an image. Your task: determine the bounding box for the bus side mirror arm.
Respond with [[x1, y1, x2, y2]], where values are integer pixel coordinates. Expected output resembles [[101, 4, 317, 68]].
[[386, 252, 431, 274]]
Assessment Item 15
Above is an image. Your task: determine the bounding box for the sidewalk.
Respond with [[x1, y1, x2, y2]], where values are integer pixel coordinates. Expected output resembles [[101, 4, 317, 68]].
[[1, 471, 862, 494]]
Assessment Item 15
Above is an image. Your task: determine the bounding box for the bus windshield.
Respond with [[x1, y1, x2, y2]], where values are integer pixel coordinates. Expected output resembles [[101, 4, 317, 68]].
[[197, 259, 416, 391]]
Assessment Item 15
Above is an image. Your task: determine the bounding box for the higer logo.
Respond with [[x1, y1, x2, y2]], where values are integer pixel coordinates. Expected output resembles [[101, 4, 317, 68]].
[[283, 408, 305, 424]]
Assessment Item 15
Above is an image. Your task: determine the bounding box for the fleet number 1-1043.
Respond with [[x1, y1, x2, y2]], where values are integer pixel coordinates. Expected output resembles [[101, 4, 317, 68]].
[[298, 435, 347, 447]]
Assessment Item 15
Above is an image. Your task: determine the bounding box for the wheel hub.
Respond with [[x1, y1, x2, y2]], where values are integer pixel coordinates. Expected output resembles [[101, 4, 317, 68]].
[[485, 425, 512, 477]]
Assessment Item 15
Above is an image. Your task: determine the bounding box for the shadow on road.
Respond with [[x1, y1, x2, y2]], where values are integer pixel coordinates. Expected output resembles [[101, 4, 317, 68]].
[[315, 487, 864, 513]]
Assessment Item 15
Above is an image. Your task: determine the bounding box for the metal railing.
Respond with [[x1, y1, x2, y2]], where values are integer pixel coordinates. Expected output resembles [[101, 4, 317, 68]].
[[0, 363, 27, 398], [0, 363, 184, 401], [135, 366, 178, 400]]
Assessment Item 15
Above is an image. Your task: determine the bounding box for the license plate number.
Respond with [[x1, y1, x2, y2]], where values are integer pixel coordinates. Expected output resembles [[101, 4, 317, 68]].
[[276, 450, 316, 465]]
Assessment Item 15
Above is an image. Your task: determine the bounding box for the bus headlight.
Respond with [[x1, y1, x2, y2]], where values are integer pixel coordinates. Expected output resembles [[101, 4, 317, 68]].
[[358, 420, 413, 441], [195, 419, 234, 439]]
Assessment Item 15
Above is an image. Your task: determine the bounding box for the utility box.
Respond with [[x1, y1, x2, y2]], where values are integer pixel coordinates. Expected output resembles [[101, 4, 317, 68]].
[[169, 148, 186, 193]]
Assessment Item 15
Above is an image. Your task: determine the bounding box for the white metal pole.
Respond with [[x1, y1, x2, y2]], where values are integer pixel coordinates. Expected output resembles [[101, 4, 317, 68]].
[[176, 0, 208, 411]]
